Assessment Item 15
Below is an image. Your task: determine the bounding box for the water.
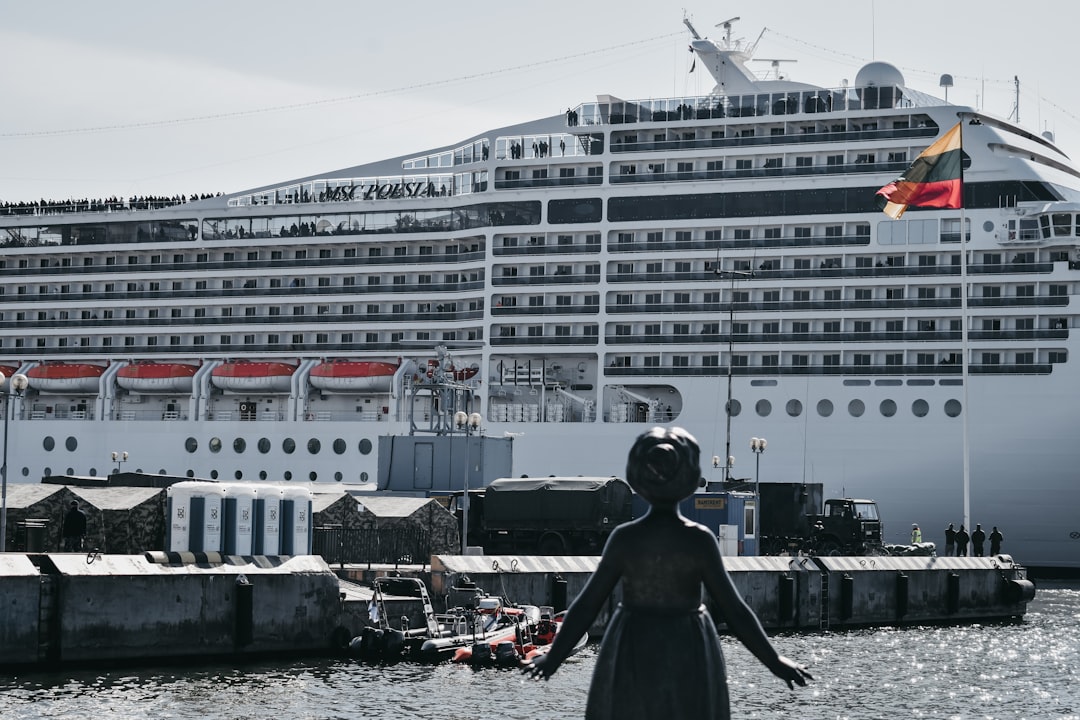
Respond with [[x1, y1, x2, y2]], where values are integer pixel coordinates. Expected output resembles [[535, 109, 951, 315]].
[[3, 583, 1077, 720]]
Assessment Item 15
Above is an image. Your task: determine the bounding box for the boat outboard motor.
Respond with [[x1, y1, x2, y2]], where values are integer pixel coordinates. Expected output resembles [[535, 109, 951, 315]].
[[383, 628, 406, 661], [494, 641, 521, 667], [470, 642, 493, 665], [355, 626, 383, 661]]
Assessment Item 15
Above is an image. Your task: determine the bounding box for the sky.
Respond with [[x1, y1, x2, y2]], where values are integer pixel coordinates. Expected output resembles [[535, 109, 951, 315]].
[[2, 0, 1079, 203]]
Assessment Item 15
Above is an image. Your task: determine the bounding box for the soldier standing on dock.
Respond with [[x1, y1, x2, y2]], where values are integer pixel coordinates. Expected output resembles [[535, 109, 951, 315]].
[[944, 523, 956, 556], [955, 525, 970, 556], [971, 524, 986, 557], [989, 526, 1004, 556]]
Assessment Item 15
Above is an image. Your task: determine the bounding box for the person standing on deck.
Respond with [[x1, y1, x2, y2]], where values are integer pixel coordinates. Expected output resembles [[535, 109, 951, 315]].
[[944, 523, 956, 556], [910, 524, 922, 544], [989, 526, 1004, 556]]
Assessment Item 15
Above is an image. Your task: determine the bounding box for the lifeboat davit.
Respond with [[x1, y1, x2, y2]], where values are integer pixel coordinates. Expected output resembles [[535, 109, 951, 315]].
[[310, 359, 399, 393], [117, 362, 198, 394], [27, 362, 105, 394], [211, 361, 296, 393], [0, 364, 21, 381]]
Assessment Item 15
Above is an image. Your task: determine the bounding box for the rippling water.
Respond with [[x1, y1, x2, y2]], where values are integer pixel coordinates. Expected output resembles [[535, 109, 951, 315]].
[[3, 583, 1077, 720]]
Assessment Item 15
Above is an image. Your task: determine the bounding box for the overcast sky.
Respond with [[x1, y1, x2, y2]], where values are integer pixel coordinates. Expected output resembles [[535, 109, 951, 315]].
[[2, 0, 1078, 203]]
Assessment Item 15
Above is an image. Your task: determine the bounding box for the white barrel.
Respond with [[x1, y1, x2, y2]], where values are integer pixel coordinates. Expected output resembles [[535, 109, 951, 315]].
[[254, 485, 284, 555], [223, 484, 258, 556], [165, 481, 225, 552], [280, 486, 314, 555]]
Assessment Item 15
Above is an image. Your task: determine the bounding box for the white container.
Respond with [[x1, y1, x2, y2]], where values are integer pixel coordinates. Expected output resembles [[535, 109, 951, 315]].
[[166, 481, 226, 552], [254, 485, 284, 555], [223, 484, 258, 556], [280, 486, 314, 555]]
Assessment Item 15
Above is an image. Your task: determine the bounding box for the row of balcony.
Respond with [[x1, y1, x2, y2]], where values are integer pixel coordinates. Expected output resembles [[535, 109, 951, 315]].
[[608, 126, 938, 154]]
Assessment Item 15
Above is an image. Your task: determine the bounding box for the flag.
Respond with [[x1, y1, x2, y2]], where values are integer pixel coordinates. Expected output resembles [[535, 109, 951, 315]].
[[875, 122, 963, 219]]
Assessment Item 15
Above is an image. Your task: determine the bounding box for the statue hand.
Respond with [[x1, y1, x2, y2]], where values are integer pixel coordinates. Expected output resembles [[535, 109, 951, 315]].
[[521, 653, 559, 680], [772, 655, 813, 689]]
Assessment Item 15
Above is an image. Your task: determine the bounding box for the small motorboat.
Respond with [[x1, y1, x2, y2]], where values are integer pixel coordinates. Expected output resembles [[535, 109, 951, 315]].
[[348, 578, 545, 665], [450, 608, 586, 668]]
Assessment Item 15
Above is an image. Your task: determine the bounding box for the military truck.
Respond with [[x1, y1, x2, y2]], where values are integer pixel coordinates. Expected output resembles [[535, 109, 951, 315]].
[[757, 482, 884, 556], [461, 476, 633, 555]]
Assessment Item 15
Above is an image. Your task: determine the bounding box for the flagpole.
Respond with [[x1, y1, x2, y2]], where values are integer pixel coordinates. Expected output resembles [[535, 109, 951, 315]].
[[959, 120, 971, 532]]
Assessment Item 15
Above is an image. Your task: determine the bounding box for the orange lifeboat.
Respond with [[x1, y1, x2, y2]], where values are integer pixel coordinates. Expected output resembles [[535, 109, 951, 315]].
[[310, 359, 398, 393], [117, 362, 198, 394], [27, 362, 105, 394], [0, 364, 22, 381], [211, 361, 296, 393]]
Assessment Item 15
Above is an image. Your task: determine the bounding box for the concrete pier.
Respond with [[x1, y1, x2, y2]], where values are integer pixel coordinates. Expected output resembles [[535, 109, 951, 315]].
[[0, 551, 360, 670], [0, 551, 1034, 671]]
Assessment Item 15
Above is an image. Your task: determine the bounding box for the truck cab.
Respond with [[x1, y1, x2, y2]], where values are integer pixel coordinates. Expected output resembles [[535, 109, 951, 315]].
[[813, 498, 883, 555]]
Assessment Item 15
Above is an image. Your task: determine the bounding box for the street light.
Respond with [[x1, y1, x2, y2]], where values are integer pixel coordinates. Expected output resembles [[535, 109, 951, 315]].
[[454, 410, 482, 555], [0, 371, 29, 552], [111, 450, 129, 475], [750, 437, 767, 540]]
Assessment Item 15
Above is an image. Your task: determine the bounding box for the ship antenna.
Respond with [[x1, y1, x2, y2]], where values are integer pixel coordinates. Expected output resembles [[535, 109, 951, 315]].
[[715, 16, 740, 48], [753, 58, 798, 81]]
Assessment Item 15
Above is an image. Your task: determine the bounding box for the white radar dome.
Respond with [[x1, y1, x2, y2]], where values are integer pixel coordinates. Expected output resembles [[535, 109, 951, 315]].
[[855, 61, 905, 87]]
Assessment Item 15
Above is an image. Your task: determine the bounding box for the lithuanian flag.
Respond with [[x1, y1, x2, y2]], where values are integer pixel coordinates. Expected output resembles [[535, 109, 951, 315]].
[[876, 122, 963, 219]]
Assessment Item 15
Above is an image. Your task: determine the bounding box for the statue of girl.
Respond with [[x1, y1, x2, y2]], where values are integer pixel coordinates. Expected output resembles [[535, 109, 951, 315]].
[[524, 427, 811, 719]]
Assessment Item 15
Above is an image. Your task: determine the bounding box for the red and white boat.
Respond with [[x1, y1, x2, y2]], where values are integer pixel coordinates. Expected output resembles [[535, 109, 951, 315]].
[[211, 361, 296, 393], [117, 362, 198, 394], [0, 364, 22, 382], [27, 362, 105, 394], [309, 359, 399, 393]]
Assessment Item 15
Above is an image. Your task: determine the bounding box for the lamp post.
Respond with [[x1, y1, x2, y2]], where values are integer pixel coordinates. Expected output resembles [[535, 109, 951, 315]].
[[750, 437, 766, 539], [454, 410, 482, 555], [111, 450, 129, 475], [0, 371, 29, 552]]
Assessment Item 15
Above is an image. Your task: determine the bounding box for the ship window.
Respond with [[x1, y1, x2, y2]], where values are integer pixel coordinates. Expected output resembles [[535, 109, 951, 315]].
[[786, 399, 803, 417], [209, 437, 222, 453], [333, 439, 347, 455], [912, 399, 930, 417], [359, 438, 373, 455], [283, 438, 296, 454], [817, 399, 834, 416], [308, 438, 321, 454], [880, 399, 897, 417], [848, 399, 865, 417], [755, 399, 772, 417]]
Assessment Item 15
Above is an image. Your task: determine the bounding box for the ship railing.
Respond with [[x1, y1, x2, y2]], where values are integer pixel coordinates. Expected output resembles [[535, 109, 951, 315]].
[[601, 363, 1054, 378], [571, 84, 922, 128], [608, 161, 908, 185], [608, 125, 937, 153]]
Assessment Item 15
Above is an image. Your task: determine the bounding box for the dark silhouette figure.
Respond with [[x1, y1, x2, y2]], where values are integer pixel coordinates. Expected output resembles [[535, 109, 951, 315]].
[[944, 523, 956, 556], [971, 524, 986, 557], [62, 500, 87, 552], [523, 427, 811, 718], [989, 526, 1004, 556], [955, 525, 970, 557]]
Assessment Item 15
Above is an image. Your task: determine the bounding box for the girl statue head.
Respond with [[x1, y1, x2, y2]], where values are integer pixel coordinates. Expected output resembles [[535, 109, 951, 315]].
[[625, 426, 702, 505]]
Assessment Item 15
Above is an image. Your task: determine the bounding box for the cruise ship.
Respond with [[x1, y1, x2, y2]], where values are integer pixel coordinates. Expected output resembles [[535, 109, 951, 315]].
[[2, 18, 1078, 570]]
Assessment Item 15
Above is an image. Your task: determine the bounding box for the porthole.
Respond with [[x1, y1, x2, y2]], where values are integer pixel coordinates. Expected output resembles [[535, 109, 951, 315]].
[[258, 438, 271, 454], [259, 470, 268, 480], [755, 399, 772, 417], [186, 469, 195, 477], [786, 399, 802, 417], [158, 469, 166, 475], [309, 471, 317, 481], [359, 438, 373, 455], [233, 438, 246, 453], [43, 436, 55, 451], [283, 438, 296, 454], [880, 399, 897, 417], [334, 471, 343, 481], [185, 437, 198, 453], [307, 438, 321, 454], [333, 439, 347, 455], [89, 467, 98, 476], [43, 467, 52, 477], [944, 399, 962, 417], [816, 399, 833, 417], [284, 470, 293, 481], [234, 470, 243, 480], [20, 466, 29, 477], [848, 399, 865, 417], [66, 467, 74, 476], [210, 470, 219, 479], [912, 399, 929, 417], [65, 436, 78, 451], [209, 437, 222, 453], [726, 399, 742, 417], [982, 220, 995, 232], [360, 471, 369, 482]]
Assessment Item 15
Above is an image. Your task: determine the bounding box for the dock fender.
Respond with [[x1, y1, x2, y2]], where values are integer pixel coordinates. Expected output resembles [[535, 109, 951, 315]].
[[331, 625, 352, 651], [1005, 579, 1036, 604]]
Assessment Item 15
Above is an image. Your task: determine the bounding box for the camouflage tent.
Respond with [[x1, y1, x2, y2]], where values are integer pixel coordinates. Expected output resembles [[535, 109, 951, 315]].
[[312, 491, 459, 564], [2, 483, 82, 552], [70, 486, 165, 554]]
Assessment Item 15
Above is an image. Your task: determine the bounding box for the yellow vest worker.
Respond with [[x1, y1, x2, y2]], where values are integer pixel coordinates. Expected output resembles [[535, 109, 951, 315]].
[[911, 524, 922, 543]]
